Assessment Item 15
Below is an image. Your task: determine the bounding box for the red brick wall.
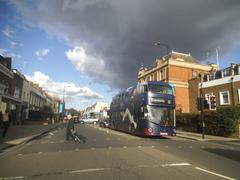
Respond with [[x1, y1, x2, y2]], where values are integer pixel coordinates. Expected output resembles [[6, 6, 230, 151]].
[[175, 86, 190, 113]]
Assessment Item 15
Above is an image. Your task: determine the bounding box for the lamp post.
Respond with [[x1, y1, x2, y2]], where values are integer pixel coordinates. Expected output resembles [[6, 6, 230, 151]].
[[62, 85, 70, 120], [154, 42, 170, 56]]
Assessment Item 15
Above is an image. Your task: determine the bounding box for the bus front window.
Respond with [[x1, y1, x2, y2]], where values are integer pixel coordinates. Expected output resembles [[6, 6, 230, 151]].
[[147, 106, 174, 126], [148, 85, 173, 95]]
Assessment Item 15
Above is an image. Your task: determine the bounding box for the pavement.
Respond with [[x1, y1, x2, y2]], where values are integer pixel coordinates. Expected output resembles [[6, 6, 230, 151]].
[[176, 130, 240, 142], [0, 122, 63, 152]]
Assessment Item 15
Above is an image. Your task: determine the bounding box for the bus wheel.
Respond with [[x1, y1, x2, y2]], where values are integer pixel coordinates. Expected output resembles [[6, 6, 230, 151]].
[[130, 124, 135, 136]]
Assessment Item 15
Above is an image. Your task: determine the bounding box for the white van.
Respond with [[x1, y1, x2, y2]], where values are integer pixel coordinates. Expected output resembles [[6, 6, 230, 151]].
[[80, 113, 98, 124]]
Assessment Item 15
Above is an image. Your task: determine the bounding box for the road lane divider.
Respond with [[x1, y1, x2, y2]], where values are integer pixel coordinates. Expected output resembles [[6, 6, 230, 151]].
[[70, 168, 107, 174], [161, 163, 191, 167], [194, 167, 235, 180], [0, 176, 26, 180]]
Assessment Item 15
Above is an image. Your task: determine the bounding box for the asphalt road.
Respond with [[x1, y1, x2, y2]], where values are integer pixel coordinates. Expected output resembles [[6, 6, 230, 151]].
[[0, 123, 239, 180]]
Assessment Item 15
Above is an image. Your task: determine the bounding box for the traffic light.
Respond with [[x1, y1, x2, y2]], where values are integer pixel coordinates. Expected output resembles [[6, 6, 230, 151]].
[[209, 95, 216, 110], [196, 97, 209, 110], [203, 99, 209, 109]]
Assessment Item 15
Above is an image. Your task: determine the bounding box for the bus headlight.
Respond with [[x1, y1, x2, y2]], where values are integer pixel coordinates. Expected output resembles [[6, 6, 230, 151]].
[[144, 113, 148, 118], [148, 128, 153, 133]]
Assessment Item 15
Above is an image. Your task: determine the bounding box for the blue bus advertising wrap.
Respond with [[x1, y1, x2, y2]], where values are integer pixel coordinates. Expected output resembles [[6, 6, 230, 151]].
[[109, 81, 176, 136]]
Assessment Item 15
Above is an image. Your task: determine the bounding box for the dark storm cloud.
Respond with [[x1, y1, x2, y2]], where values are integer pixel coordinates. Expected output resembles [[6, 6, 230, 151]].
[[11, 0, 240, 90]]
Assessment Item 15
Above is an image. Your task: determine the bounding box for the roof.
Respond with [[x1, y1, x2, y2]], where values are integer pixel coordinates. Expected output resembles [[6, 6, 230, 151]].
[[163, 51, 201, 65]]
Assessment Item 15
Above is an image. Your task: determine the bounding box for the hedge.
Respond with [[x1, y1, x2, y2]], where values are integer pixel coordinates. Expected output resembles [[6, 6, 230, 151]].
[[176, 106, 240, 137]]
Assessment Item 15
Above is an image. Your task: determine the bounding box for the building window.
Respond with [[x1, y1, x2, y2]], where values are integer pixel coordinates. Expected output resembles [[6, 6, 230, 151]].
[[192, 71, 197, 78], [221, 68, 231, 77], [161, 69, 166, 80], [209, 72, 215, 81], [203, 74, 208, 82], [159, 71, 162, 80], [219, 91, 230, 105], [234, 65, 240, 75], [150, 74, 153, 81], [215, 71, 222, 79]]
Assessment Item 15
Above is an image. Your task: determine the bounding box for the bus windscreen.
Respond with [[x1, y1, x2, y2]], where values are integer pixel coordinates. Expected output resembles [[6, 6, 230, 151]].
[[147, 106, 174, 126]]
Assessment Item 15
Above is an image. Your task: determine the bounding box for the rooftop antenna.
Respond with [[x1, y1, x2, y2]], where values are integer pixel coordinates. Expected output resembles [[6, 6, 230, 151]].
[[216, 47, 220, 70]]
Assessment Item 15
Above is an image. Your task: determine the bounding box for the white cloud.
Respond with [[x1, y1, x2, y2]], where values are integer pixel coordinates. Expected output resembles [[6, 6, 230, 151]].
[[0, 48, 21, 59], [8, 40, 24, 48], [36, 48, 49, 59], [65, 46, 105, 77], [26, 71, 104, 105], [2, 27, 15, 38]]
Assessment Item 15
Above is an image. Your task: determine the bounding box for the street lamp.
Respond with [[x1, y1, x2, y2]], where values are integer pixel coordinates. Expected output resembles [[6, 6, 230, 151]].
[[154, 42, 170, 56]]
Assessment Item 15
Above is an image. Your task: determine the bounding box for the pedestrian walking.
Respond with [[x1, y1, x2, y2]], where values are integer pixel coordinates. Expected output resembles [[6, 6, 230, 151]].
[[2, 110, 11, 138], [66, 114, 74, 141]]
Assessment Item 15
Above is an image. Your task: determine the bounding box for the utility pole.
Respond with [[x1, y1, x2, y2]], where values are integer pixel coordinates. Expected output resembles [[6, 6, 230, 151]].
[[199, 74, 205, 139]]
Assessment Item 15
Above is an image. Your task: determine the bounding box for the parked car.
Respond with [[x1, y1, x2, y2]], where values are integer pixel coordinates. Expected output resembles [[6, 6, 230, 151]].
[[99, 119, 109, 128]]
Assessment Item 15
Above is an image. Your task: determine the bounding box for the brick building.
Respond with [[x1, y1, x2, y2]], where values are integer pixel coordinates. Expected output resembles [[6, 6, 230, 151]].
[[189, 64, 240, 113], [138, 51, 216, 112]]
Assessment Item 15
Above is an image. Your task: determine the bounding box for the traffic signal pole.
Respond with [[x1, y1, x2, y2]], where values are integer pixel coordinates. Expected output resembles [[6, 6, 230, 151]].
[[200, 75, 205, 140]]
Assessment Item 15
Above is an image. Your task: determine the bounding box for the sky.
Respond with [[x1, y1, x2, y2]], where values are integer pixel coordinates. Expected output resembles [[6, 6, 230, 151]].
[[0, 0, 240, 109]]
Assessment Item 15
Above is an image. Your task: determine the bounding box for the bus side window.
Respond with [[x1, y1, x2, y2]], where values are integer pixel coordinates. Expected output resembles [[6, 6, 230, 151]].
[[144, 85, 148, 93]]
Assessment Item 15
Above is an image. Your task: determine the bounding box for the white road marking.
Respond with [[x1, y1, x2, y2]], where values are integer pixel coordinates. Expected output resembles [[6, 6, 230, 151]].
[[164, 146, 168, 148], [17, 154, 23, 156], [37, 152, 43, 154], [40, 141, 49, 144], [108, 146, 112, 149], [71, 168, 106, 174], [137, 146, 142, 148], [194, 167, 235, 180], [0, 176, 26, 180], [49, 132, 54, 136], [91, 147, 95, 150], [189, 146, 192, 148], [151, 146, 155, 148], [137, 165, 149, 168], [161, 163, 191, 167], [123, 146, 127, 149], [75, 148, 79, 151]]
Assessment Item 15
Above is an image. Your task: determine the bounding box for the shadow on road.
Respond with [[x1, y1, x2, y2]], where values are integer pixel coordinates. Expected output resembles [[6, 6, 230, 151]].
[[203, 148, 240, 162]]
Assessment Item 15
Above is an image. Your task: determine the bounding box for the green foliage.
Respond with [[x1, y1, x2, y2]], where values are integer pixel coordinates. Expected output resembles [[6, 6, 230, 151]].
[[66, 108, 79, 116], [176, 106, 240, 136], [205, 106, 240, 136], [176, 113, 199, 132]]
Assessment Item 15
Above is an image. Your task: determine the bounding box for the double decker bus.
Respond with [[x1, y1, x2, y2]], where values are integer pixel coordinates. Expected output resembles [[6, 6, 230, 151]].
[[109, 81, 176, 136]]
